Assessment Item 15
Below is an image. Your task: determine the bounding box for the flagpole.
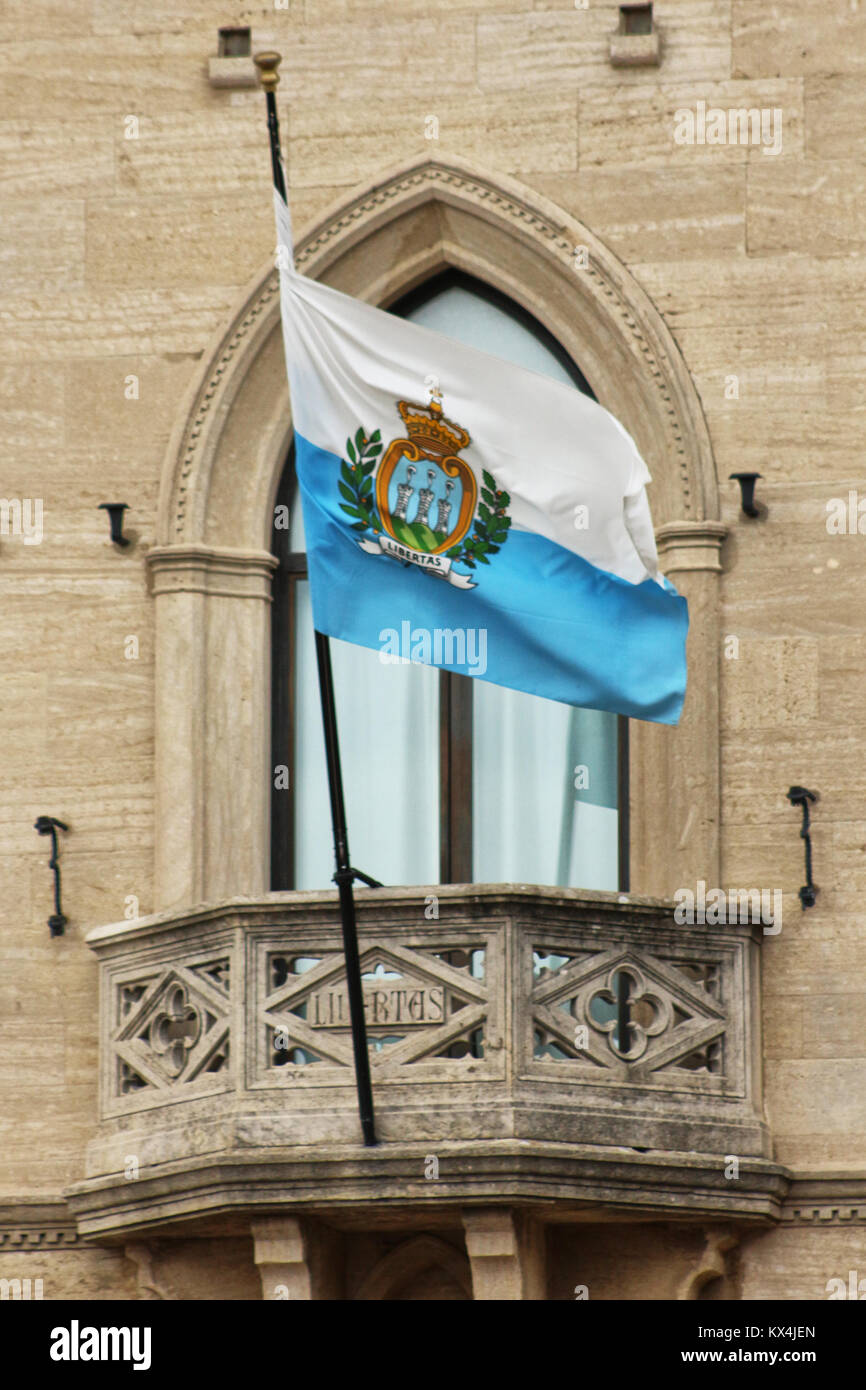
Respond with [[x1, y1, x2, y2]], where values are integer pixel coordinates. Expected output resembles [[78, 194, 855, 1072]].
[[254, 50, 378, 1147]]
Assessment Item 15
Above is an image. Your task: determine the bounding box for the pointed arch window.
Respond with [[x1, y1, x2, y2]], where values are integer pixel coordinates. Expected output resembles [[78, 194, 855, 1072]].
[[271, 271, 628, 892]]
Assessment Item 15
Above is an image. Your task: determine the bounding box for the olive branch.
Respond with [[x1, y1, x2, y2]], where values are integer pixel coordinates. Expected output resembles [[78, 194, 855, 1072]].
[[338, 427, 383, 534]]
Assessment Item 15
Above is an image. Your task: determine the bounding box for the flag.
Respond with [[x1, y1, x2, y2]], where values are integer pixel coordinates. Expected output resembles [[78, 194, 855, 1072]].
[[273, 192, 688, 725]]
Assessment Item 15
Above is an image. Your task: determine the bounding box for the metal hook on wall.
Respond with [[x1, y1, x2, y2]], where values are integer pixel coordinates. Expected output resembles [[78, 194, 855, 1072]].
[[34, 816, 69, 935], [98, 503, 131, 547], [786, 787, 819, 910], [730, 472, 764, 519]]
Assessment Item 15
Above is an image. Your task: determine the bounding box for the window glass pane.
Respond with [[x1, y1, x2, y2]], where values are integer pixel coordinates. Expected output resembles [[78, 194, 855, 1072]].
[[404, 286, 577, 387], [293, 580, 439, 889], [288, 490, 306, 551], [406, 282, 620, 891]]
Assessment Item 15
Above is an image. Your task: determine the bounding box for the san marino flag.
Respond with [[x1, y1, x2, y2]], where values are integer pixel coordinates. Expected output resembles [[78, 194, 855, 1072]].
[[273, 192, 688, 725]]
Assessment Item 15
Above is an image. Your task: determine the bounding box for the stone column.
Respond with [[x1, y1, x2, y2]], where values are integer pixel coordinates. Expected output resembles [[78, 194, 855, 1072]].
[[148, 545, 278, 911], [629, 521, 727, 899], [462, 1209, 546, 1300]]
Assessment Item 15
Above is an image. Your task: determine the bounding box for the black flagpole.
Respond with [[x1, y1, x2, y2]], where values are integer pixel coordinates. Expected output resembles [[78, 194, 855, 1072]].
[[255, 50, 379, 1147]]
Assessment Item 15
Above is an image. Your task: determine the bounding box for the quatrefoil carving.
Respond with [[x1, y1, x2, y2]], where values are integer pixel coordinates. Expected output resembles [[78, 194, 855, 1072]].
[[588, 966, 671, 1061], [149, 985, 201, 1077]]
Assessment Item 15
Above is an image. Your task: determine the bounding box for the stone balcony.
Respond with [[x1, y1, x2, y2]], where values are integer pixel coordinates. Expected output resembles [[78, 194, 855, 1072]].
[[67, 886, 785, 1240]]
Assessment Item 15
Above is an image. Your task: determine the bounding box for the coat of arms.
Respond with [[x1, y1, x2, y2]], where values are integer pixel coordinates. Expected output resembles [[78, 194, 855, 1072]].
[[337, 390, 513, 589]]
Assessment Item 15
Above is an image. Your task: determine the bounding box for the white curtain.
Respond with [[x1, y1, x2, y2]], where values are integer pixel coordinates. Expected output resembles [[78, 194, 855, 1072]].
[[292, 283, 620, 891], [472, 681, 619, 890], [292, 509, 439, 890]]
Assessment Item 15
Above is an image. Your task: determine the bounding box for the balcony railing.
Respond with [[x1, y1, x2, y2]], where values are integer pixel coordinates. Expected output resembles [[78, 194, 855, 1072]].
[[68, 886, 785, 1239]]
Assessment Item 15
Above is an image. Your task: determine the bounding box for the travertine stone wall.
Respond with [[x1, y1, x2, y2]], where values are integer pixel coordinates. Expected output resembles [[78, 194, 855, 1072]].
[[2, 0, 864, 1297]]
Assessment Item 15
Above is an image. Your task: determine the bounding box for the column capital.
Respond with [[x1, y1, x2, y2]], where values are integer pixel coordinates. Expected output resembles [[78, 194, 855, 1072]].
[[655, 520, 728, 574], [146, 544, 278, 601]]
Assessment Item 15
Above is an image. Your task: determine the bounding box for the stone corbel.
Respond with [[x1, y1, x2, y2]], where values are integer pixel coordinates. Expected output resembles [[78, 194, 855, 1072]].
[[252, 1216, 313, 1301], [252, 1216, 340, 1301], [124, 1242, 176, 1301], [462, 1208, 546, 1300], [677, 1225, 740, 1300]]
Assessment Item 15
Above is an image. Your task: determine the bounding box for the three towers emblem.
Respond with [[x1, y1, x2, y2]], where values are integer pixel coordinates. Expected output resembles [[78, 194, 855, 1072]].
[[337, 390, 512, 589]]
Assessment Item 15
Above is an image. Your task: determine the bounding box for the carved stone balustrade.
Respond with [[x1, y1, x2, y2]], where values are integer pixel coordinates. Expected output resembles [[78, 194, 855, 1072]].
[[67, 887, 786, 1239]]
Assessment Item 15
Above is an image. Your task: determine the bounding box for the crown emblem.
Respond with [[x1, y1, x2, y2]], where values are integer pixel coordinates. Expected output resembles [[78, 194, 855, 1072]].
[[397, 398, 470, 459]]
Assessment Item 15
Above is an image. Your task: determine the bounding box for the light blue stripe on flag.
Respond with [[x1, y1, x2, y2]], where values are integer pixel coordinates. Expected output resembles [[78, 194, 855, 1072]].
[[295, 433, 689, 726]]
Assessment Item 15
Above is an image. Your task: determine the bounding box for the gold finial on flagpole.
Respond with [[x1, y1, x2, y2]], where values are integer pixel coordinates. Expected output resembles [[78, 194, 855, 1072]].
[[253, 51, 282, 92]]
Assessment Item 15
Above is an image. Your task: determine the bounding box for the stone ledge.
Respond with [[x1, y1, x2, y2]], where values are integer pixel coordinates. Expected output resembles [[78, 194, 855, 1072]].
[[66, 1142, 789, 1241], [207, 56, 257, 90], [609, 32, 661, 69], [83, 883, 690, 950], [13, 1172, 866, 1247]]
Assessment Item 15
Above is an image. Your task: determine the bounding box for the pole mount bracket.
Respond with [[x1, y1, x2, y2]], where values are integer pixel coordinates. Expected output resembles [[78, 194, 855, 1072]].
[[253, 51, 282, 91]]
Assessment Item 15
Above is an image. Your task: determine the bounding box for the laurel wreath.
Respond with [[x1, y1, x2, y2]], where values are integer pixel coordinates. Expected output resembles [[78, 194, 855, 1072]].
[[338, 427, 384, 534], [338, 433, 513, 572], [444, 469, 513, 570]]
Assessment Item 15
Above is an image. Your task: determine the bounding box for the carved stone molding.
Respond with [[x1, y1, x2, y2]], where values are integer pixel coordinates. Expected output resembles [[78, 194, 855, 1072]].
[[0, 1203, 79, 1251], [781, 1176, 866, 1225], [656, 521, 729, 575], [67, 1142, 790, 1243], [782, 1207, 866, 1226], [147, 545, 278, 602]]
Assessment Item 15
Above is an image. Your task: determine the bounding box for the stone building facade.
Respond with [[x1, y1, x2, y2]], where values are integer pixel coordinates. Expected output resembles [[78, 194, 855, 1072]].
[[1, 1, 864, 1299]]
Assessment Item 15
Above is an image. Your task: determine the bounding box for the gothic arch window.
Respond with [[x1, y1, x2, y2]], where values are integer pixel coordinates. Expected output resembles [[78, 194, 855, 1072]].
[[151, 158, 722, 914], [270, 270, 628, 893]]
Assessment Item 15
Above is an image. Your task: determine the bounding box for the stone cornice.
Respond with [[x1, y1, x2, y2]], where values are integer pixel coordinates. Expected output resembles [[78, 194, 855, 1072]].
[[66, 1144, 790, 1240], [781, 1174, 866, 1226], [0, 1201, 80, 1251], [5, 1174, 865, 1248], [146, 545, 278, 601]]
